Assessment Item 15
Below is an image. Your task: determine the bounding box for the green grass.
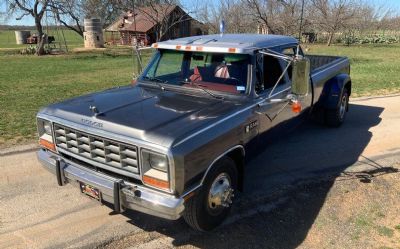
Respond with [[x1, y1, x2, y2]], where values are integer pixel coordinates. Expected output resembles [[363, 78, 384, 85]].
[[0, 29, 83, 49], [305, 43, 400, 96], [0, 48, 152, 147], [377, 226, 395, 238], [0, 41, 399, 147]]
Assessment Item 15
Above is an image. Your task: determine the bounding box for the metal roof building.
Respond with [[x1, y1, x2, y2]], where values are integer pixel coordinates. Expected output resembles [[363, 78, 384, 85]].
[[105, 5, 206, 46]]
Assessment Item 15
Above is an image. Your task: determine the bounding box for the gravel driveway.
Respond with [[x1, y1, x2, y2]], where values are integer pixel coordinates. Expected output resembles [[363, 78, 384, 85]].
[[1, 95, 400, 249]]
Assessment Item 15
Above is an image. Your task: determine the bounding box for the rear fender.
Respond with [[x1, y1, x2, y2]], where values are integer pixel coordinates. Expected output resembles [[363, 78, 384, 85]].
[[321, 74, 351, 109]]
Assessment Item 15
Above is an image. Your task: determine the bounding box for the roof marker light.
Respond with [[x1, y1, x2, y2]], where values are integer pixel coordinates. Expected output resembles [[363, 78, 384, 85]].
[[228, 48, 236, 53], [185, 46, 191, 50], [196, 46, 203, 51], [176, 45, 181, 49], [152, 43, 158, 48]]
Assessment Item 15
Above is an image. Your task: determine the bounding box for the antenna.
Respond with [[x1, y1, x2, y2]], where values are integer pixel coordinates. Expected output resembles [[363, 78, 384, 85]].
[[219, 20, 225, 37], [131, 0, 143, 78]]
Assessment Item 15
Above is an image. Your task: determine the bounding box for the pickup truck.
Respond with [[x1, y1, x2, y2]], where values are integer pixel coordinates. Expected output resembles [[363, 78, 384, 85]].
[[37, 34, 351, 231]]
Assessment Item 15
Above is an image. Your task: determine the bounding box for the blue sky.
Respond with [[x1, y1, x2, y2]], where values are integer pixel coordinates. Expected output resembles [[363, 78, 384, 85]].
[[1, 0, 400, 26]]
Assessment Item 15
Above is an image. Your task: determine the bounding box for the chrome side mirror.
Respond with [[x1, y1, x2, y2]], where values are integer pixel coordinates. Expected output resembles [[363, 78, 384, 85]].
[[291, 57, 310, 96]]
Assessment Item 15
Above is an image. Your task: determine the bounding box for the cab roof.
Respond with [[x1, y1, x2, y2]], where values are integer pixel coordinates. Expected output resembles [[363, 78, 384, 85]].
[[153, 34, 298, 54]]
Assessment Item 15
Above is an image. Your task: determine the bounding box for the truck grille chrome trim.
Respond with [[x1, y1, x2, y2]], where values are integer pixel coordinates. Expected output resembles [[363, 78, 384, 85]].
[[54, 123, 139, 174]]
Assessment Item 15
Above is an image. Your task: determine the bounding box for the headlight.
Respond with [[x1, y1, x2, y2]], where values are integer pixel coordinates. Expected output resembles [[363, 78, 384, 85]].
[[37, 118, 55, 151], [141, 149, 170, 191], [142, 150, 168, 172], [43, 122, 52, 135]]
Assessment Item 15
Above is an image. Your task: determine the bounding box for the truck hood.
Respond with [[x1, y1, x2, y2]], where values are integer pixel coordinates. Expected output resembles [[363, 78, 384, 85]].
[[39, 85, 243, 147]]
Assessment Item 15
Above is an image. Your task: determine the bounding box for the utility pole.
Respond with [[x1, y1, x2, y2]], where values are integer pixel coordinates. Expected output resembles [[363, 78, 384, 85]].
[[298, 0, 305, 42]]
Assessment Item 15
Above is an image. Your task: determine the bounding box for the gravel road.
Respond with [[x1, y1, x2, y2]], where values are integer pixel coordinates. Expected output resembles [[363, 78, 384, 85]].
[[1, 95, 399, 249]]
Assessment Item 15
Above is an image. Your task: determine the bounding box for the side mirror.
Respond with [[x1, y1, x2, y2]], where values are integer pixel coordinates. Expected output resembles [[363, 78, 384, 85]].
[[291, 57, 310, 96]]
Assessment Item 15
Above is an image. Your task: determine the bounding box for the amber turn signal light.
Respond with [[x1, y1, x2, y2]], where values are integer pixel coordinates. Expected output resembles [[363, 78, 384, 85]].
[[39, 138, 56, 151], [292, 101, 302, 113], [143, 175, 170, 190]]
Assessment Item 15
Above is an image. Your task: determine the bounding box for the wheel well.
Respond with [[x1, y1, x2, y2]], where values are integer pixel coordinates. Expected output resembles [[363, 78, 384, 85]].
[[345, 80, 352, 96], [226, 148, 245, 192]]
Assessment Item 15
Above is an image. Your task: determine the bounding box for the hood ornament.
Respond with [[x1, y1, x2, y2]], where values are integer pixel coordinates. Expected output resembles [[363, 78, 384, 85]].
[[89, 105, 99, 115]]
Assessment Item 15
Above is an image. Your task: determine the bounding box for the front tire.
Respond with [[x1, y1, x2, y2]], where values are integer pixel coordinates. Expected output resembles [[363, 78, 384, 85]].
[[325, 88, 349, 127], [183, 156, 238, 231]]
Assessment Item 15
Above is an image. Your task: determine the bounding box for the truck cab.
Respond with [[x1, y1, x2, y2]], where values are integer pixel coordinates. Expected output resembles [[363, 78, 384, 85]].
[[37, 34, 351, 231]]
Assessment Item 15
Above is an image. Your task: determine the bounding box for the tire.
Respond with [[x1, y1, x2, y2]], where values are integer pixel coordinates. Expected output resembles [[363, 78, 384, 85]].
[[325, 88, 349, 127], [183, 156, 238, 231]]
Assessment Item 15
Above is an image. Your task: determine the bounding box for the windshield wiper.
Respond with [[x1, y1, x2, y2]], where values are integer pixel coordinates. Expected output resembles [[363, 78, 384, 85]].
[[190, 81, 224, 100], [143, 76, 167, 90]]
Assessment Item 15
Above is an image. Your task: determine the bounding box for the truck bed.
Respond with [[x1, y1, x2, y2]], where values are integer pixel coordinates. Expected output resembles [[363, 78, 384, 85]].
[[307, 55, 342, 72], [307, 54, 350, 105]]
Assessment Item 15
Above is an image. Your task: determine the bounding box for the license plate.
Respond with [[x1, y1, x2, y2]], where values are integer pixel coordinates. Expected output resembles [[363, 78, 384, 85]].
[[79, 182, 101, 202]]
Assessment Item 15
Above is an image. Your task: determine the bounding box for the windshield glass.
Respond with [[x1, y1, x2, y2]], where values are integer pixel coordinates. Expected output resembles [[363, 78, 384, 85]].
[[142, 49, 250, 95]]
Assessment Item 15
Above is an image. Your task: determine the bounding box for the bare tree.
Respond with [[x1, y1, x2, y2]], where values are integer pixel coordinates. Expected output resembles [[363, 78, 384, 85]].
[[244, 0, 278, 34], [242, 0, 304, 35], [217, 0, 253, 33], [310, 0, 357, 46], [82, 0, 122, 27], [48, 0, 128, 38], [195, 0, 221, 33], [130, 0, 192, 41], [6, 0, 49, 55], [48, 0, 84, 37], [195, 0, 256, 34]]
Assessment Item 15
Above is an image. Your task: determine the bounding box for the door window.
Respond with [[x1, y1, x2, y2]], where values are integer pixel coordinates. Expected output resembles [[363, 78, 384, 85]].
[[256, 54, 287, 94]]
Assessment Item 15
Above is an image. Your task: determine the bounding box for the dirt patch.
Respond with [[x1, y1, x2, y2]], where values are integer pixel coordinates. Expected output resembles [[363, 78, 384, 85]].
[[100, 162, 400, 249], [300, 165, 400, 249]]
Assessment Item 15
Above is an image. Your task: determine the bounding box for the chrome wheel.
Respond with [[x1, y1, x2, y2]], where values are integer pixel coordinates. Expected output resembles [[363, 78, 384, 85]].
[[339, 93, 347, 120], [208, 173, 234, 215]]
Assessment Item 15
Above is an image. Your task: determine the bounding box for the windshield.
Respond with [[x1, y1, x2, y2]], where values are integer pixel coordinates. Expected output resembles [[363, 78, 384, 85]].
[[142, 49, 250, 95]]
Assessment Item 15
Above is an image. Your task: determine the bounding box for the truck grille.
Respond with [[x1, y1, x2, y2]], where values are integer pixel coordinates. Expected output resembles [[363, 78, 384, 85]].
[[54, 124, 139, 174]]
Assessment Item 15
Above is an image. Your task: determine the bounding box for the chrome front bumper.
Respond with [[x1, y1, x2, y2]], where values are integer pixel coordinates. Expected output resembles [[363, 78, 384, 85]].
[[37, 149, 184, 220]]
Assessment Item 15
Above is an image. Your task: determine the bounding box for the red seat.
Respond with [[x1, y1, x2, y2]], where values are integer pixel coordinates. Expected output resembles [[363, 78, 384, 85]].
[[189, 66, 203, 82], [214, 64, 230, 79]]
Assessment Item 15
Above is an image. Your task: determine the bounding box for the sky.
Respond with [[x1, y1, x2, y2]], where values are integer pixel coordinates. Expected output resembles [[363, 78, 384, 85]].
[[1, 0, 400, 26]]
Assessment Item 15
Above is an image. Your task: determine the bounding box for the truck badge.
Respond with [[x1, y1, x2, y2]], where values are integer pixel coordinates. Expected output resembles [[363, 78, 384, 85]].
[[81, 119, 103, 128], [245, 120, 258, 133]]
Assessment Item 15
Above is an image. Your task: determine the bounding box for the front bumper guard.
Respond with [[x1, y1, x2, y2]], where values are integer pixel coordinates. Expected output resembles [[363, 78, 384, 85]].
[[37, 149, 184, 220]]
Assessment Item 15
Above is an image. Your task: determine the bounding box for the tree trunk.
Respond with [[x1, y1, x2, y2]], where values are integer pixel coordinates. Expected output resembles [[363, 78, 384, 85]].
[[327, 32, 334, 46], [35, 19, 46, 56]]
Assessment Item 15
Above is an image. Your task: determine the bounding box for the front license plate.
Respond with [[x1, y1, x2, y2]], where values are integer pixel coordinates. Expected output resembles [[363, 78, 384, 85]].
[[79, 182, 101, 202]]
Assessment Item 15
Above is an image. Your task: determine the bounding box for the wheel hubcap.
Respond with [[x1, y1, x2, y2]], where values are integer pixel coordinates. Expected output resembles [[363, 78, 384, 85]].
[[339, 94, 347, 119], [208, 173, 234, 212]]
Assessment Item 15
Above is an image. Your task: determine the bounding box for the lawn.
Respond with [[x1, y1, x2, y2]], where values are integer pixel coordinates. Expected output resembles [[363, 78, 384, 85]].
[[0, 48, 152, 147], [0, 29, 84, 49], [305, 43, 400, 96], [0, 42, 399, 148]]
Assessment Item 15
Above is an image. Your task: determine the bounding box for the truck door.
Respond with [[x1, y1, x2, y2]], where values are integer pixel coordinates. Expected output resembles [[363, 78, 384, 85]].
[[254, 51, 299, 137]]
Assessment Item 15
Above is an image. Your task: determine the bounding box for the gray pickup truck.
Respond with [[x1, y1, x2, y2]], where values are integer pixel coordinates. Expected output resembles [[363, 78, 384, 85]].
[[37, 34, 351, 231]]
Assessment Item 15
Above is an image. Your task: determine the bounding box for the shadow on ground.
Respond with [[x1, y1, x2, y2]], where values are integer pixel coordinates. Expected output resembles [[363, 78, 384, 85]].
[[106, 103, 397, 248]]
